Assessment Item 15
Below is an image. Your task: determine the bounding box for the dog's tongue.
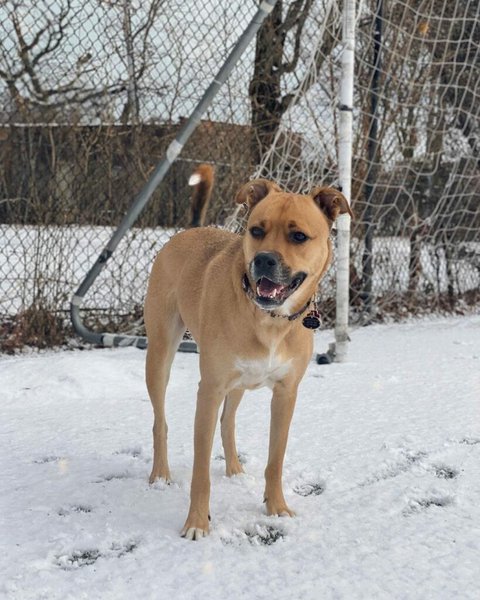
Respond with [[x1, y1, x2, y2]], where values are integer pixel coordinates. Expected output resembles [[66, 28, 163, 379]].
[[256, 277, 286, 299]]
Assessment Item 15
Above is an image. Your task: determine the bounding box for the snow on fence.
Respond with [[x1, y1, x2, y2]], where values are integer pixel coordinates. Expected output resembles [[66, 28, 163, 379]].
[[0, 0, 479, 350]]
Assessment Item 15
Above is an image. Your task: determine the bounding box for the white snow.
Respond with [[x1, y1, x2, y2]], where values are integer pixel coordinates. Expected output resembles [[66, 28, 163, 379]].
[[1, 316, 480, 599]]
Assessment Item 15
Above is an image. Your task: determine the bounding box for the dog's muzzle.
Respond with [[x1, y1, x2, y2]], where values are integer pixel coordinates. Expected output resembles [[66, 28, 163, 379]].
[[249, 252, 307, 309]]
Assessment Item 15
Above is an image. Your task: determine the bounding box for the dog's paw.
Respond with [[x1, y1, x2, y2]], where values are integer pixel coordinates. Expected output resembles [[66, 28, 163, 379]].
[[270, 507, 296, 518], [264, 499, 296, 518], [148, 470, 172, 485], [181, 511, 210, 540], [181, 526, 209, 541], [226, 460, 245, 477]]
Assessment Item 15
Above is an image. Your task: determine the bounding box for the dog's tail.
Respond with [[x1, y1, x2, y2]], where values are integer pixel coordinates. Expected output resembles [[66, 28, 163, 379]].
[[188, 163, 215, 228]]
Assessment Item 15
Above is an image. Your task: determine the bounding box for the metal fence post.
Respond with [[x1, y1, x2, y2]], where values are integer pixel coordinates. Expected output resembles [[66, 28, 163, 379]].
[[362, 0, 383, 319], [335, 0, 356, 362]]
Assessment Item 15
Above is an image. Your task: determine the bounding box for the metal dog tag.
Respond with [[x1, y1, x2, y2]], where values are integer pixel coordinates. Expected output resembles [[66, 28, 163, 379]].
[[302, 309, 321, 330]]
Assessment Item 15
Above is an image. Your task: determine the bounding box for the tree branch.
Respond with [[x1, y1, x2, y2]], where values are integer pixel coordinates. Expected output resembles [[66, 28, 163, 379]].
[[281, 0, 314, 75]]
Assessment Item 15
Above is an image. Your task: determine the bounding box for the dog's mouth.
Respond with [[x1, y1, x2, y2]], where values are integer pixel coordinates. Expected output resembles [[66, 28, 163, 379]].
[[255, 273, 306, 307]]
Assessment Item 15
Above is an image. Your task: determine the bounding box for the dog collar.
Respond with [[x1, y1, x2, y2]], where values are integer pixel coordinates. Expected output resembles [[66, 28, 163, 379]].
[[242, 274, 321, 329]]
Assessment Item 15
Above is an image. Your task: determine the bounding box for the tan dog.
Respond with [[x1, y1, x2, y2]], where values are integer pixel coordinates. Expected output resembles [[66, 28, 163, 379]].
[[144, 176, 352, 540]]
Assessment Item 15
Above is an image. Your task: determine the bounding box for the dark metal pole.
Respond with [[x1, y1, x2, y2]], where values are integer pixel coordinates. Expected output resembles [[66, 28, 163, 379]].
[[362, 0, 383, 318]]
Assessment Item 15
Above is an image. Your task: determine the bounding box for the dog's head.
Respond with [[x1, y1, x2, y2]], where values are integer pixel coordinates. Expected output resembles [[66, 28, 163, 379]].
[[235, 179, 353, 312]]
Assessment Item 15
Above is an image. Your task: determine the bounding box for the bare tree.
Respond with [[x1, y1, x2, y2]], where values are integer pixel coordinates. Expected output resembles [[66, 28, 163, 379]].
[[0, 0, 133, 121], [0, 0, 170, 123], [99, 0, 166, 124], [249, 0, 340, 163]]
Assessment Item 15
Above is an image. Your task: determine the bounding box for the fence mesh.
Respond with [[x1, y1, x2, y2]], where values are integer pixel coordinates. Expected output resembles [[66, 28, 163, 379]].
[[0, 0, 479, 351], [254, 0, 480, 324]]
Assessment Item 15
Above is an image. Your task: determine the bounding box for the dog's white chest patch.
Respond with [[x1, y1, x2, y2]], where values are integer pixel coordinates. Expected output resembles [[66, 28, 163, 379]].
[[233, 355, 292, 390]]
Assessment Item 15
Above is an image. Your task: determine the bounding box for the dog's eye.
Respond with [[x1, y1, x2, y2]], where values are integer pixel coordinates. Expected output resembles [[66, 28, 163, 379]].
[[290, 231, 309, 244], [250, 226, 265, 239]]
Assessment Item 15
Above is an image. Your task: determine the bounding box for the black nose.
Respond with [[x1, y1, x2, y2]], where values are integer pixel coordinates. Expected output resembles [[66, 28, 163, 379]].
[[254, 252, 278, 271], [251, 252, 281, 280]]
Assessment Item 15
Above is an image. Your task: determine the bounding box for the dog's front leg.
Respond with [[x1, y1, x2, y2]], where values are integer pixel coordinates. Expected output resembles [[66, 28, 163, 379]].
[[264, 380, 298, 517], [181, 380, 224, 540], [221, 388, 245, 477]]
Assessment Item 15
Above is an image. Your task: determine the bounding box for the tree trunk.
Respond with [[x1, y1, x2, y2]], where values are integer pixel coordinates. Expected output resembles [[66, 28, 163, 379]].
[[249, 1, 284, 164]]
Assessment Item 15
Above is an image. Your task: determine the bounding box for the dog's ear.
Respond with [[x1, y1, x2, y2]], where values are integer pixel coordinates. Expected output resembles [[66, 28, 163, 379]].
[[311, 187, 353, 225], [235, 179, 282, 209]]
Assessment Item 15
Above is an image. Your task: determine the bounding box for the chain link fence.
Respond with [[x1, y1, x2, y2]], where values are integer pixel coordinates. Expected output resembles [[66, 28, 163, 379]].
[[1, 0, 479, 351], [0, 0, 258, 350]]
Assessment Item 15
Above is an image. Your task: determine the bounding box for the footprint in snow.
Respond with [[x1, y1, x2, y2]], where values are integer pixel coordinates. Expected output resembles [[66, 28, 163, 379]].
[[403, 492, 455, 516], [245, 523, 285, 546], [222, 523, 286, 547], [431, 464, 458, 480], [33, 455, 66, 464], [57, 504, 93, 516], [360, 448, 429, 486], [293, 481, 326, 497], [94, 471, 134, 483], [458, 437, 480, 446], [114, 446, 143, 459], [361, 446, 460, 487], [55, 540, 138, 569]]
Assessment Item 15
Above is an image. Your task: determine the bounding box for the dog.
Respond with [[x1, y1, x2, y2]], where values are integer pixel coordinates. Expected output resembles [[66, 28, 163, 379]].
[[144, 172, 352, 540]]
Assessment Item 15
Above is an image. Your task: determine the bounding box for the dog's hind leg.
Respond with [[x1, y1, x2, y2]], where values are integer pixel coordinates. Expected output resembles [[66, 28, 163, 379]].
[[145, 311, 185, 484], [220, 388, 245, 476]]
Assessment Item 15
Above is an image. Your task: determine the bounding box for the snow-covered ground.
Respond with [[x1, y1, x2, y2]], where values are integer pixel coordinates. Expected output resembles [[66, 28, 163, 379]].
[[1, 316, 480, 599]]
